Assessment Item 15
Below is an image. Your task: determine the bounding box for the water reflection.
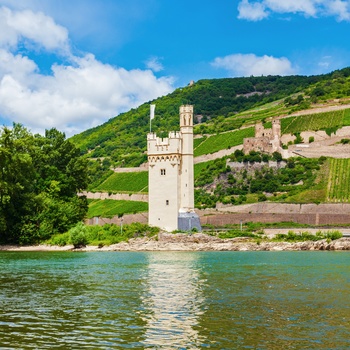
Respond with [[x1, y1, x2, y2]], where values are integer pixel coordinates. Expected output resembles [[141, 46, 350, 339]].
[[140, 252, 206, 349]]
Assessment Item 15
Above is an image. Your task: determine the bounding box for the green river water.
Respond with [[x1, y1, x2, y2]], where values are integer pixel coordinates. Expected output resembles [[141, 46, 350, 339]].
[[0, 251, 349, 349]]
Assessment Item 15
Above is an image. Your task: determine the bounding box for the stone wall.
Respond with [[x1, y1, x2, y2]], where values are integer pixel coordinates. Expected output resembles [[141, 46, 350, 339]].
[[85, 203, 350, 227], [199, 212, 350, 226], [85, 212, 148, 226], [80, 191, 148, 202], [215, 202, 350, 214]]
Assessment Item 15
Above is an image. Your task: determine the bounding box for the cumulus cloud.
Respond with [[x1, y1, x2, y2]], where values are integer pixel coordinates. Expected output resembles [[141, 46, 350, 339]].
[[0, 6, 69, 51], [212, 53, 296, 77], [0, 54, 174, 135], [237, 0, 350, 21], [0, 6, 174, 136]]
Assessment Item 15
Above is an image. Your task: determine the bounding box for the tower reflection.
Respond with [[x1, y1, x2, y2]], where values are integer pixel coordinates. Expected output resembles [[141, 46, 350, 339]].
[[140, 252, 206, 349]]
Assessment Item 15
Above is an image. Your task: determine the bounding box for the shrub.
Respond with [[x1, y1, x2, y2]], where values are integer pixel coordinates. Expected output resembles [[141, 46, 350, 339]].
[[49, 233, 70, 246], [69, 222, 88, 248], [324, 230, 342, 240]]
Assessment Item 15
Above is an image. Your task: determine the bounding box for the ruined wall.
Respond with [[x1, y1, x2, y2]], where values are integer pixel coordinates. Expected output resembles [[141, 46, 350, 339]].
[[243, 119, 282, 154]]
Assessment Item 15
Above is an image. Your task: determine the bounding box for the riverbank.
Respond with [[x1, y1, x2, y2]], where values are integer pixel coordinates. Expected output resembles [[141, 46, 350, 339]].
[[2, 232, 350, 252]]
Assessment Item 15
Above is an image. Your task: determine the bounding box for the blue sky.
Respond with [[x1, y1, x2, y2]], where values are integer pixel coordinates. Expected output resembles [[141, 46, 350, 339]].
[[0, 0, 350, 136]]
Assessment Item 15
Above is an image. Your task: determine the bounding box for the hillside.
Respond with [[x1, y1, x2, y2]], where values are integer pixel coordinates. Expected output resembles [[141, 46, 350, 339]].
[[70, 68, 350, 218], [70, 68, 350, 167]]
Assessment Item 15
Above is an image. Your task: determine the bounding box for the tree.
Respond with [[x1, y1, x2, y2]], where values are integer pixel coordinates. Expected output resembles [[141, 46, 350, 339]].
[[0, 124, 89, 244]]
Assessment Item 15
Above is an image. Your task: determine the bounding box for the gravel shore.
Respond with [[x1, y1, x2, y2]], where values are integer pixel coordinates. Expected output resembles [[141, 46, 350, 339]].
[[2, 233, 350, 252]]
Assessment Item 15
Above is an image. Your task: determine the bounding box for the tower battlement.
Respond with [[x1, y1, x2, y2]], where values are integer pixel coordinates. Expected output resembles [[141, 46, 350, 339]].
[[147, 131, 181, 156]]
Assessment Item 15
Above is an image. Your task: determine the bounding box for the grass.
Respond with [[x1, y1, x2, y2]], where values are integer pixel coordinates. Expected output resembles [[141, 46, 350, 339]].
[[273, 230, 342, 242], [194, 127, 254, 157], [87, 199, 148, 218], [234, 99, 290, 124], [194, 137, 206, 149], [204, 227, 342, 242], [95, 171, 148, 193]]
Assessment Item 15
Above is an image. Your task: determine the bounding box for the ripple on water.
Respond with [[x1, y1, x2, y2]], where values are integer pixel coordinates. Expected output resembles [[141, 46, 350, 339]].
[[0, 251, 350, 349]]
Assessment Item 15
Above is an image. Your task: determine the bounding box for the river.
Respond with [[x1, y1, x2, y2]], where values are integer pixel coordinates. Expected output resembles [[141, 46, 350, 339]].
[[0, 251, 349, 349]]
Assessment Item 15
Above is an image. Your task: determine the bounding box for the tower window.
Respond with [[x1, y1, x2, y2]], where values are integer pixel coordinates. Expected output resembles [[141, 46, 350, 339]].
[[160, 169, 166, 176], [166, 200, 169, 205]]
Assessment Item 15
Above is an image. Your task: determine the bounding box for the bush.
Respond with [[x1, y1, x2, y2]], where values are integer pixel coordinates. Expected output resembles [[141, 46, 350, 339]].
[[323, 230, 342, 240], [69, 222, 88, 248], [49, 233, 70, 246]]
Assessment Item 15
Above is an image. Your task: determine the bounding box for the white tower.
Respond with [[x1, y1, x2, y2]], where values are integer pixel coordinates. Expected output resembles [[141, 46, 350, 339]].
[[147, 105, 201, 232]]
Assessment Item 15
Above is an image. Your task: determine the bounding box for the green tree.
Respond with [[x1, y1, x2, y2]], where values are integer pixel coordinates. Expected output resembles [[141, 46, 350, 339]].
[[0, 125, 88, 244]]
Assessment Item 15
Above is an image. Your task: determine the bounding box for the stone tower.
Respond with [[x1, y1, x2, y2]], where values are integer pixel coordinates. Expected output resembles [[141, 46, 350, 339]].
[[147, 105, 201, 232]]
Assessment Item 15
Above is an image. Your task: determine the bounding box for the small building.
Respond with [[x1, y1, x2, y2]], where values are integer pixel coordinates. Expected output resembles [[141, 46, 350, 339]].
[[147, 105, 201, 232]]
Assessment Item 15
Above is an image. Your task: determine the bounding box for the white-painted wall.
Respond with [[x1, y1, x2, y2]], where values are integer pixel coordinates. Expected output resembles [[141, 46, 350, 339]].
[[147, 105, 196, 231]]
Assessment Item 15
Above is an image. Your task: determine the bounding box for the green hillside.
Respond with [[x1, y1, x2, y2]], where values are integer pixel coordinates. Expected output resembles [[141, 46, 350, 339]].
[[70, 68, 350, 168], [71, 67, 350, 217], [281, 109, 350, 135]]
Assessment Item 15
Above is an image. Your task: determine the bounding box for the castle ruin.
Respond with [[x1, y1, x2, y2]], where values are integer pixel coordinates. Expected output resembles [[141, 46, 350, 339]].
[[243, 119, 282, 154]]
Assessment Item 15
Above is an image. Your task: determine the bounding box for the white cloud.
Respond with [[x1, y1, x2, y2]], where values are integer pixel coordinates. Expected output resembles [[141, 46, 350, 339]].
[[145, 56, 164, 72], [212, 53, 296, 77], [0, 6, 69, 51], [0, 53, 174, 136], [237, 0, 268, 21], [0, 6, 174, 136], [0, 49, 38, 80], [237, 0, 350, 21], [326, 0, 350, 21], [264, 0, 318, 16]]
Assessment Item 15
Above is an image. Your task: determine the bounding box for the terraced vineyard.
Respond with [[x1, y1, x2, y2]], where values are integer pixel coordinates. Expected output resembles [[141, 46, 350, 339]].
[[344, 108, 350, 125], [87, 199, 148, 218], [96, 171, 148, 193], [194, 127, 254, 157], [327, 158, 350, 202], [234, 99, 290, 124], [281, 109, 349, 134]]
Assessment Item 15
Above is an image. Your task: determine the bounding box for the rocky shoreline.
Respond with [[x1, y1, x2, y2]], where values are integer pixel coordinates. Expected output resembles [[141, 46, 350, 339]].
[[1, 232, 350, 252]]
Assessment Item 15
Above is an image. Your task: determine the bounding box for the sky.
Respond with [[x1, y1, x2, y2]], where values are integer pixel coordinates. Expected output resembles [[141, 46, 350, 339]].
[[1, 0, 350, 136]]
